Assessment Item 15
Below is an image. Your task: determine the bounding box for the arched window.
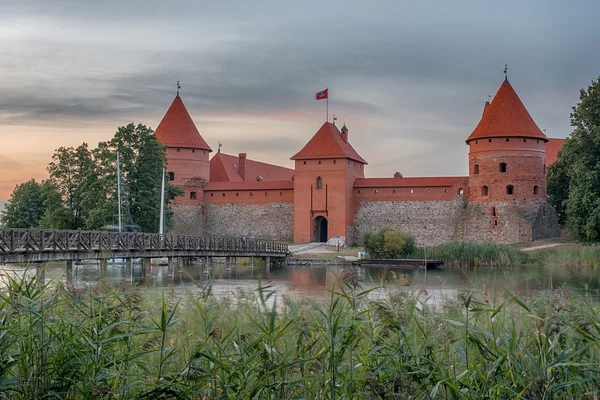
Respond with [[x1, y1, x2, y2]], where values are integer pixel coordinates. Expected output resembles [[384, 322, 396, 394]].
[[506, 185, 514, 195], [500, 163, 507, 173], [534, 185, 539, 195], [481, 186, 488, 196], [474, 164, 480, 175], [168, 172, 175, 181], [316, 176, 323, 189], [458, 188, 464, 196]]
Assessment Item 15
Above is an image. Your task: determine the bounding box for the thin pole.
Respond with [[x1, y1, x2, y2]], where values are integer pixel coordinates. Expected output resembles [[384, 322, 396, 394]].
[[159, 167, 166, 235], [326, 87, 329, 122], [117, 150, 122, 233]]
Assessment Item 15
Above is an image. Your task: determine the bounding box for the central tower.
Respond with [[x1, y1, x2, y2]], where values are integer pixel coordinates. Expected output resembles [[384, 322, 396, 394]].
[[291, 123, 367, 243]]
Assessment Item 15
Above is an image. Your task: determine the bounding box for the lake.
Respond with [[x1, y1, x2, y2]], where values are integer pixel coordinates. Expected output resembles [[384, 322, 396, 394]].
[[2, 259, 600, 305]]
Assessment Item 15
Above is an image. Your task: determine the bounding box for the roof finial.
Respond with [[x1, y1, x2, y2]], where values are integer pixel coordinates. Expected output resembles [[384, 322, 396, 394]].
[[488, 94, 491, 102], [218, 141, 222, 153], [332, 114, 337, 125], [503, 64, 508, 81], [177, 81, 181, 97]]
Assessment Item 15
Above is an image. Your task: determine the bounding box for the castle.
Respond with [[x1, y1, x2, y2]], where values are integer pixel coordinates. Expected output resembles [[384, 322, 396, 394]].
[[155, 77, 563, 245]]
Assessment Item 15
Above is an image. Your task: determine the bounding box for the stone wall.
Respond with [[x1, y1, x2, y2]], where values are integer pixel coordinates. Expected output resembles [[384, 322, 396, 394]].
[[170, 206, 205, 236], [351, 198, 560, 246], [350, 197, 467, 246], [204, 202, 293, 240]]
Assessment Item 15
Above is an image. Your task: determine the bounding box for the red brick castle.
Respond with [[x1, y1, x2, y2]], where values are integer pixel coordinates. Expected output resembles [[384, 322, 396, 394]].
[[155, 78, 562, 245]]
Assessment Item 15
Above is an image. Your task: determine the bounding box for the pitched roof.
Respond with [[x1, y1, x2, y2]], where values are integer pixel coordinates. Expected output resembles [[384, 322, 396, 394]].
[[205, 180, 294, 191], [155, 96, 212, 151], [466, 80, 547, 143], [291, 122, 367, 164], [354, 176, 467, 188], [210, 152, 294, 183], [545, 138, 565, 167]]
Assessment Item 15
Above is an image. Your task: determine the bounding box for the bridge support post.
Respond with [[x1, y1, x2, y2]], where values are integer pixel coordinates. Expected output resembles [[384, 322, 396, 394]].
[[126, 258, 133, 280], [36, 262, 46, 287], [265, 257, 271, 272], [168, 257, 174, 278], [204, 256, 212, 275], [141, 259, 150, 277], [66, 260, 74, 284], [250, 256, 254, 269]]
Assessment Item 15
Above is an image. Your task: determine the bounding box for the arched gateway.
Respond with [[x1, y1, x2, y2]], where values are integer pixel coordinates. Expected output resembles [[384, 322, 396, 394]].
[[314, 216, 328, 242]]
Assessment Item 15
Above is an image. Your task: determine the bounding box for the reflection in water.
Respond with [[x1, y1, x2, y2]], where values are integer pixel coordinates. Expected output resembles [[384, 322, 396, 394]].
[[2, 261, 600, 306]]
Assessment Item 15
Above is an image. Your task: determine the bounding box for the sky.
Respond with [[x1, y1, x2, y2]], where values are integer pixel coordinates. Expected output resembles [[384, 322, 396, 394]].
[[1, 0, 599, 201]]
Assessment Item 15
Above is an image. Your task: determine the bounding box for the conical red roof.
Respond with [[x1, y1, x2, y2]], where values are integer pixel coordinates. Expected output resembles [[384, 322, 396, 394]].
[[291, 122, 367, 164], [155, 96, 212, 151], [466, 80, 547, 143]]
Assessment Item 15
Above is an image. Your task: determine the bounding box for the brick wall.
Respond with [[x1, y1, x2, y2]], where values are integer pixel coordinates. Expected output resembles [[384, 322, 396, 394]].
[[204, 202, 294, 240]]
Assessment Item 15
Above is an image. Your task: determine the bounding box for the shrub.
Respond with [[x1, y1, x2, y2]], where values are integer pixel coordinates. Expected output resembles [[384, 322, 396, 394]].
[[363, 227, 416, 258]]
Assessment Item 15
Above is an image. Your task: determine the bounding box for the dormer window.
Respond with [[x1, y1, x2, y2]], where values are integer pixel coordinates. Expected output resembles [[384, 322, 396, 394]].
[[316, 176, 323, 189]]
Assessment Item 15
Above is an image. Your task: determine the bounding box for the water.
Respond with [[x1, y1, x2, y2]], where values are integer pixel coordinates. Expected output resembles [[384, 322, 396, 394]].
[[2, 261, 600, 305]]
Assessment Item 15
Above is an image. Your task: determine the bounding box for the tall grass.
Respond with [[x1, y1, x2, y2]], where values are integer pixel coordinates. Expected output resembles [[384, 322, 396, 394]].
[[1, 269, 600, 398], [531, 245, 600, 268], [410, 241, 526, 267]]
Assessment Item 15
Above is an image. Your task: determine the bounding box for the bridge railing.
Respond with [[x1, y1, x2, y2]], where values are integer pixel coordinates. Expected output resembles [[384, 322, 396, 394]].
[[0, 228, 289, 256]]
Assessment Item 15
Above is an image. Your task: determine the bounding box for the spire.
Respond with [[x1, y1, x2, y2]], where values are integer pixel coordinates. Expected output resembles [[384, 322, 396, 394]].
[[504, 64, 508, 82], [177, 80, 181, 97], [466, 79, 547, 143], [155, 95, 213, 151]]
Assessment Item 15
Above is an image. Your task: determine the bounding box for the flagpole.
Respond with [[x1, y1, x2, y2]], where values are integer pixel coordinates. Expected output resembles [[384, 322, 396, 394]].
[[326, 87, 329, 122]]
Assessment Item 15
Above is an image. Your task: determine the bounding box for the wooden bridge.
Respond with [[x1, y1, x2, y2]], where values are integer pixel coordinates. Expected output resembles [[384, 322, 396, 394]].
[[0, 228, 289, 265]]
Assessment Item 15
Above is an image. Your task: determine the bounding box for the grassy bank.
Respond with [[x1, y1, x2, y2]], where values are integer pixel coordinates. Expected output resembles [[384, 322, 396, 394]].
[[409, 241, 526, 267], [529, 245, 600, 268], [1, 272, 600, 399]]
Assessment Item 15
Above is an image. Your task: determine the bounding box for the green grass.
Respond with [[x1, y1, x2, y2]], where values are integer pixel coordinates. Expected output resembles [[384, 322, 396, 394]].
[[529, 245, 600, 268], [1, 269, 600, 398], [409, 241, 527, 267]]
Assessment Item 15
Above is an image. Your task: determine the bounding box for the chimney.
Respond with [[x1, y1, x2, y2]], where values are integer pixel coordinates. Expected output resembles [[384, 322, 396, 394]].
[[238, 153, 247, 181], [340, 123, 348, 143]]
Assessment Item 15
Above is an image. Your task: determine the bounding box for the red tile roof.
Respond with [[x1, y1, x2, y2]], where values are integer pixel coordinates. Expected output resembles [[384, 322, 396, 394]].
[[545, 138, 565, 167], [155, 96, 212, 151], [204, 180, 294, 191], [466, 80, 547, 143], [354, 176, 468, 188], [291, 122, 367, 164], [210, 152, 294, 182]]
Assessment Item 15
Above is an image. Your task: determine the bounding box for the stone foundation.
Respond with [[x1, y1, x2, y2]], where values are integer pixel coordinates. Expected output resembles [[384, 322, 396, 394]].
[[170, 206, 205, 236]]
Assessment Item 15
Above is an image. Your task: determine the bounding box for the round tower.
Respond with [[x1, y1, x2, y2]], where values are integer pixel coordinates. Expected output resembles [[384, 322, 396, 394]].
[[155, 91, 212, 197], [466, 78, 547, 202]]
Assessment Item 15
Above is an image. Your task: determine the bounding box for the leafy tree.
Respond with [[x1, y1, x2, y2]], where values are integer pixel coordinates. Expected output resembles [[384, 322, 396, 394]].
[[39, 181, 69, 229], [1, 179, 44, 228], [363, 227, 416, 258], [547, 77, 600, 242]]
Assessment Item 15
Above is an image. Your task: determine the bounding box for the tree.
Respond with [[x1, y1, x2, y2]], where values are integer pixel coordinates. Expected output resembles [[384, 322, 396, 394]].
[[547, 77, 600, 242], [39, 181, 69, 229], [363, 227, 416, 258], [1, 179, 44, 228]]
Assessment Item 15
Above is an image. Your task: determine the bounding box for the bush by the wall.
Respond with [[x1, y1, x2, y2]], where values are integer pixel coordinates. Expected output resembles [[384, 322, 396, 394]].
[[363, 227, 416, 259]]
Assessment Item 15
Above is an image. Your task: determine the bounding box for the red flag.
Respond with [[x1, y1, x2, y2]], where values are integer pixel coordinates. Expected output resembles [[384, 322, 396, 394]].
[[315, 88, 328, 100]]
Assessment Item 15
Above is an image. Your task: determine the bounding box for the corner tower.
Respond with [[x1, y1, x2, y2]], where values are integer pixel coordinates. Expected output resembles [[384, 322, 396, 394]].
[[291, 122, 367, 243], [465, 78, 547, 202], [155, 91, 212, 204]]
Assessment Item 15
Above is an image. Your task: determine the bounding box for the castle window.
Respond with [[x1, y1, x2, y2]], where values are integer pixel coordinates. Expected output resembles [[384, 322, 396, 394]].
[[169, 192, 175, 200], [265, 192, 268, 196], [506, 185, 514, 195], [210, 193, 214, 197], [474, 164, 480, 175], [506, 138, 510, 142], [491, 206, 496, 216], [192, 149, 195, 153], [222, 193, 225, 197], [427, 189, 431, 193], [475, 140, 478, 144], [494, 220, 498, 226], [333, 159, 337, 164], [481, 185, 489, 196], [534, 185, 539, 195], [523, 139, 527, 143], [410, 189, 414, 194], [204, 151, 206, 154], [316, 176, 323, 189], [280, 192, 283, 196], [177, 148, 180, 152], [445, 189, 449, 193], [318, 160, 322, 165], [168, 172, 175, 181], [458, 188, 464, 195], [392, 190, 396, 194], [537, 140, 540, 144], [488, 139, 492, 143], [190, 192, 197, 200], [250, 192, 253, 196], [357, 190, 361, 194], [499, 163, 507, 173], [236, 193, 239, 196], [303, 161, 307, 165], [375, 189, 379, 194]]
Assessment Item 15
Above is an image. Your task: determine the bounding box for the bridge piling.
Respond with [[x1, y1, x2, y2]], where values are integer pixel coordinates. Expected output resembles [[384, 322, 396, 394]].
[[167, 257, 174, 278], [265, 256, 271, 272], [66, 260, 73, 284]]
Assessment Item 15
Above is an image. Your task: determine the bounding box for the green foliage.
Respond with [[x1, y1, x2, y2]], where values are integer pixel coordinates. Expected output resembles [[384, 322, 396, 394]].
[[1, 274, 600, 398], [547, 77, 600, 242], [363, 227, 416, 258], [1, 179, 44, 228], [5, 123, 180, 232], [410, 241, 525, 267]]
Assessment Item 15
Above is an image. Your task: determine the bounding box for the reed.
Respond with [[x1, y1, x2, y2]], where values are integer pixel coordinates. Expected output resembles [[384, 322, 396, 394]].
[[531, 245, 600, 268], [410, 241, 526, 267], [1, 269, 599, 399]]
